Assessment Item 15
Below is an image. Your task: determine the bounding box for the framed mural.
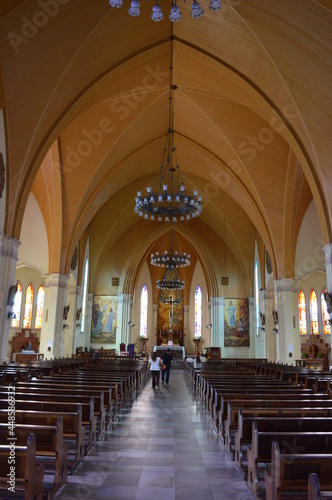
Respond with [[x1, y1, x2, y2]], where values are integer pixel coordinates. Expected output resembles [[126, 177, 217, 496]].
[[224, 298, 249, 347], [91, 295, 117, 344]]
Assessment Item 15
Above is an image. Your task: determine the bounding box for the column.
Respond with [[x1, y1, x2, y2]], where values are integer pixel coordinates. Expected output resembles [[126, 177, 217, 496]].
[[323, 243, 332, 293], [63, 283, 78, 357], [210, 297, 223, 347], [72, 285, 82, 355], [118, 293, 131, 349], [152, 303, 158, 347], [261, 289, 276, 361], [273, 278, 300, 364], [0, 234, 20, 362], [183, 304, 189, 352], [248, 297, 256, 358], [40, 273, 69, 358]]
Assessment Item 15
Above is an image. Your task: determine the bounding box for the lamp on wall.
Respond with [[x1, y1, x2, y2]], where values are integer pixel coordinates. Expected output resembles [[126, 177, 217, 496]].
[[205, 323, 212, 329], [128, 321, 135, 327]]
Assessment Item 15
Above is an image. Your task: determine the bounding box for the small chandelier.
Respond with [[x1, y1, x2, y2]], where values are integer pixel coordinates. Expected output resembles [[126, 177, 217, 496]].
[[156, 266, 185, 290], [134, 42, 202, 222], [109, 0, 221, 22], [151, 224, 191, 268]]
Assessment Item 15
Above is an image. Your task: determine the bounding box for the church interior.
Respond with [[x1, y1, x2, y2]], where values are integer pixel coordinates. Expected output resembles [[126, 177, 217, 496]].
[[0, 1, 332, 498]]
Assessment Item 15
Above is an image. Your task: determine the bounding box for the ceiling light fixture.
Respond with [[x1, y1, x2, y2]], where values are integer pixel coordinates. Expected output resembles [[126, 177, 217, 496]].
[[151, 223, 191, 269], [109, 0, 221, 22], [134, 37, 202, 222]]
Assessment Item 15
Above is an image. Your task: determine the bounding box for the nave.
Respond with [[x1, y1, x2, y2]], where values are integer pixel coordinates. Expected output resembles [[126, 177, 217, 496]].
[[54, 368, 255, 500]]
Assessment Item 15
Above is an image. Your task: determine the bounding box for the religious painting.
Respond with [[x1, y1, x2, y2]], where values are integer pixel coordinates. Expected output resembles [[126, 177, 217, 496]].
[[91, 295, 117, 343], [224, 298, 249, 347]]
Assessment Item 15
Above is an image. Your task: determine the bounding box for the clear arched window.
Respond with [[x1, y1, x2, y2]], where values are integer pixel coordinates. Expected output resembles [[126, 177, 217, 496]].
[[309, 289, 319, 335], [140, 285, 148, 337], [298, 290, 307, 335], [23, 283, 34, 329], [194, 285, 202, 338], [11, 282, 22, 328], [321, 288, 330, 335], [81, 258, 89, 333], [35, 285, 44, 329], [255, 260, 260, 335]]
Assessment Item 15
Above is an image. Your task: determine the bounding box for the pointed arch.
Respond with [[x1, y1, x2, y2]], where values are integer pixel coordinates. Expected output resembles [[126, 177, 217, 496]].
[[35, 285, 44, 329], [309, 289, 318, 335], [23, 283, 34, 329], [298, 290, 307, 336], [140, 284, 148, 337], [195, 285, 202, 338]]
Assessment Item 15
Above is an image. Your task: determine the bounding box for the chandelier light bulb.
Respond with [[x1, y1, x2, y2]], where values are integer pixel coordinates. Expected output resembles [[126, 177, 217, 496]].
[[169, 1, 181, 22], [151, 1, 164, 21], [191, 0, 204, 18], [128, 0, 141, 16], [109, 0, 123, 7], [209, 0, 221, 10]]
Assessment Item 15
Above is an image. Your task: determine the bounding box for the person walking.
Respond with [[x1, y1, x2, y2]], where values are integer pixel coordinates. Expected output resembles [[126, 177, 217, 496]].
[[161, 348, 173, 385], [148, 351, 163, 389]]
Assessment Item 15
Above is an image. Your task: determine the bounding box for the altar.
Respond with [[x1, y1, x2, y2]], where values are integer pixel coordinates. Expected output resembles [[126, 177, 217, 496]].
[[153, 345, 185, 360]]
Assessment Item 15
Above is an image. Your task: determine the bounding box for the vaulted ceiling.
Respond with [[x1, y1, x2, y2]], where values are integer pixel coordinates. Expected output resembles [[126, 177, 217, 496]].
[[0, 0, 331, 300]]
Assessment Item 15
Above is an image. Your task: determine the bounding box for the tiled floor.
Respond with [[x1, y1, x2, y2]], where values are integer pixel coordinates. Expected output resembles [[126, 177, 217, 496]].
[[55, 369, 255, 500]]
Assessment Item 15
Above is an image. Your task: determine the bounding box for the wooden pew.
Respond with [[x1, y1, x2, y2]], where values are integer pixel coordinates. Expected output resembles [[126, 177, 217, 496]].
[[0, 433, 45, 500], [0, 417, 67, 498], [0, 407, 85, 468], [264, 441, 332, 500], [247, 422, 332, 494], [308, 472, 332, 500], [234, 412, 332, 472], [0, 395, 97, 453]]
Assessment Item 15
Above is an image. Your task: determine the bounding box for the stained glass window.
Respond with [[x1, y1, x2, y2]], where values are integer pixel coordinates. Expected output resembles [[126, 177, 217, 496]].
[[11, 282, 22, 328], [321, 288, 330, 335], [35, 285, 44, 329], [140, 285, 148, 337], [23, 284, 33, 329], [194, 285, 202, 338], [309, 289, 318, 335], [298, 290, 307, 335], [81, 258, 88, 333], [255, 260, 260, 335]]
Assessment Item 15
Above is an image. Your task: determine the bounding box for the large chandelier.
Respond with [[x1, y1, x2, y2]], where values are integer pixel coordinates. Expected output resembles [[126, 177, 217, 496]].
[[134, 44, 202, 222], [109, 0, 222, 22], [151, 224, 191, 269], [156, 266, 185, 290]]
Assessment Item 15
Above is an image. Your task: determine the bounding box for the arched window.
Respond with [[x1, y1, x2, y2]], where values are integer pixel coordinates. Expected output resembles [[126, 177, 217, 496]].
[[321, 288, 330, 335], [23, 283, 34, 329], [255, 260, 260, 335], [309, 289, 318, 335], [81, 258, 89, 333], [35, 285, 44, 329], [140, 285, 148, 337], [194, 285, 202, 338], [11, 282, 22, 328], [298, 290, 307, 335]]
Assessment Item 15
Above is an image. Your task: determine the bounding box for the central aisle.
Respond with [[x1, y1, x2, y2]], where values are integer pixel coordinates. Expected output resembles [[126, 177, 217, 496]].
[[56, 369, 255, 500]]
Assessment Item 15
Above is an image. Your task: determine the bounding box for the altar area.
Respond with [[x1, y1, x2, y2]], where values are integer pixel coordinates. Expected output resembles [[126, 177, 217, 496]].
[[153, 345, 185, 360]]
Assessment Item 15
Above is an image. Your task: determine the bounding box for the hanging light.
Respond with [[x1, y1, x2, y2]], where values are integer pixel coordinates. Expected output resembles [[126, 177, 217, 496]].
[[209, 0, 221, 11], [151, 1, 164, 21], [128, 0, 140, 16], [110, 0, 221, 22], [151, 223, 191, 268], [156, 266, 185, 290], [191, 0, 204, 18], [109, 0, 123, 7], [134, 39, 202, 222]]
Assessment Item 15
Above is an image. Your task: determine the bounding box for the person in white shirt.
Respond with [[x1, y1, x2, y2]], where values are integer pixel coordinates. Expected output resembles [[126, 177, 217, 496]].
[[148, 352, 163, 389], [193, 354, 202, 369]]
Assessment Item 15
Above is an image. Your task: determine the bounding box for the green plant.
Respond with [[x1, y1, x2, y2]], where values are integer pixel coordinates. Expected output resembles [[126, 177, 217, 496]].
[[193, 337, 201, 342], [316, 351, 324, 358], [302, 352, 309, 358]]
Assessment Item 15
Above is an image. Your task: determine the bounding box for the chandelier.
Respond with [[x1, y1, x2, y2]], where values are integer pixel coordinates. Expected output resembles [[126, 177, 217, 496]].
[[151, 224, 191, 268], [134, 41, 202, 222], [109, 0, 222, 22], [156, 266, 185, 290]]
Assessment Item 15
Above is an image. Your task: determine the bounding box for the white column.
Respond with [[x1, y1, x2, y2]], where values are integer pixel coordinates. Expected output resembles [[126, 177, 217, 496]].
[[183, 304, 190, 352], [152, 303, 158, 347], [62, 283, 78, 357], [273, 278, 300, 364], [0, 234, 20, 362], [323, 243, 332, 293], [248, 297, 256, 358], [210, 297, 223, 348], [118, 293, 131, 348], [72, 285, 82, 354], [40, 273, 69, 358], [262, 289, 276, 361]]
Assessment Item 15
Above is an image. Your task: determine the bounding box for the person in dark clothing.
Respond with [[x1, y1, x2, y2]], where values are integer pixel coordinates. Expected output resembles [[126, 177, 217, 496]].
[[161, 348, 173, 385]]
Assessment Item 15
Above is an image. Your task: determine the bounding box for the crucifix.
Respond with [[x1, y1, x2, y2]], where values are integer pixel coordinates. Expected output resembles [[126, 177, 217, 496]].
[[163, 295, 178, 332]]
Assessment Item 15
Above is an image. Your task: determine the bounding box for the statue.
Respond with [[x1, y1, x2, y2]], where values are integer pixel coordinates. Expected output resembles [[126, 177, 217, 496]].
[[7, 281, 19, 307], [272, 308, 278, 326], [324, 291, 332, 314], [63, 303, 70, 320]]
